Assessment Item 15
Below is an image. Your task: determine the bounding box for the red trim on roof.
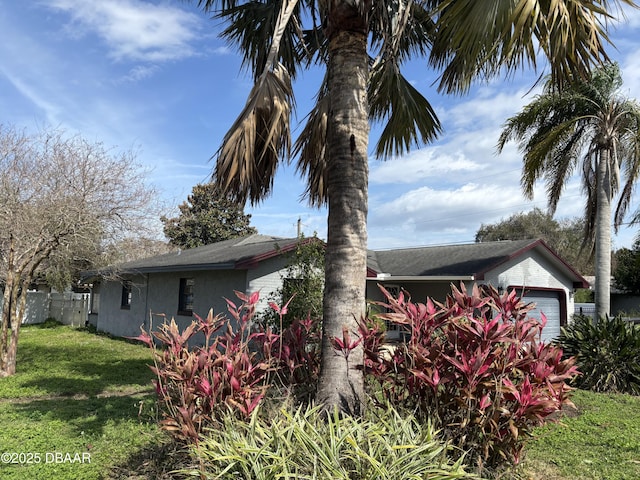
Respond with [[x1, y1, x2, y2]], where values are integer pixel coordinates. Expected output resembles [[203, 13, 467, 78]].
[[475, 239, 589, 288]]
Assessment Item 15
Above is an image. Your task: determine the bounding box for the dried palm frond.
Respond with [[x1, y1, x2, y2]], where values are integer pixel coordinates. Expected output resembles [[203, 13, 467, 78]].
[[214, 0, 300, 205], [215, 63, 294, 205], [293, 79, 330, 207]]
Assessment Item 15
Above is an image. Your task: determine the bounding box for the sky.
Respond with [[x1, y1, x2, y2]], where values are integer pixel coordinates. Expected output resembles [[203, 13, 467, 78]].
[[1, 1, 639, 251]]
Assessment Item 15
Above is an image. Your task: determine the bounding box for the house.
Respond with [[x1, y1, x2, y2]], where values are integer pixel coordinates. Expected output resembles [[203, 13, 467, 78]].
[[87, 235, 588, 344], [84, 234, 310, 338], [366, 239, 589, 342]]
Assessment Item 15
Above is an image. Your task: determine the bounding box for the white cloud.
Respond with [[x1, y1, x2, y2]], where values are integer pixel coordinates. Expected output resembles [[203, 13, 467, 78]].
[[120, 64, 160, 83], [47, 0, 203, 62], [370, 183, 529, 232], [0, 70, 61, 124], [621, 49, 640, 99], [369, 148, 481, 185], [445, 85, 541, 130], [213, 46, 232, 56], [619, 3, 640, 28]]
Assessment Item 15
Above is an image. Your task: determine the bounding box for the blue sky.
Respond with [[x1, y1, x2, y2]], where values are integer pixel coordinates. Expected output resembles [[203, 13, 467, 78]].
[[1, 1, 639, 251]]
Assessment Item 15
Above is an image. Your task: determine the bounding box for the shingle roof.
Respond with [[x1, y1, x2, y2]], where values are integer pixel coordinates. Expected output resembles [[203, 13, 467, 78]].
[[88, 235, 587, 288], [368, 239, 585, 283], [97, 234, 302, 274]]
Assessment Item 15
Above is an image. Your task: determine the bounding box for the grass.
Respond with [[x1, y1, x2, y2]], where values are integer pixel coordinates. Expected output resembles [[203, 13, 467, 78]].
[[519, 389, 640, 480], [1, 322, 639, 479], [0, 322, 164, 480]]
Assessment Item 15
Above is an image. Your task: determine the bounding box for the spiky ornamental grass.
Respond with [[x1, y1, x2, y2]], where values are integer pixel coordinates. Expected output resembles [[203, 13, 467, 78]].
[[188, 403, 473, 480]]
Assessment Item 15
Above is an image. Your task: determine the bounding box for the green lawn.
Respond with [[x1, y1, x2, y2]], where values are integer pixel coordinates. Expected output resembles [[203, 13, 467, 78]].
[[1, 323, 638, 479], [519, 390, 640, 480], [0, 322, 163, 480]]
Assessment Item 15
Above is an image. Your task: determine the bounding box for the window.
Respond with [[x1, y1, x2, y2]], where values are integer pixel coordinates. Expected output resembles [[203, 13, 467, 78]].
[[120, 281, 132, 309], [385, 284, 401, 332], [384, 284, 410, 341], [178, 278, 195, 315]]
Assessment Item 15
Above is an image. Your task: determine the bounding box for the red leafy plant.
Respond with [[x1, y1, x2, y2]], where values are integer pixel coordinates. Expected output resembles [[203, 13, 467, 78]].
[[131, 291, 319, 444], [359, 283, 579, 471]]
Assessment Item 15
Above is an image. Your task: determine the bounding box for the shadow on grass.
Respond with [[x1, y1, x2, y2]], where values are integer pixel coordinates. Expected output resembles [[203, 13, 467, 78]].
[[12, 391, 156, 439], [15, 330, 155, 397], [17, 349, 154, 397], [107, 440, 193, 480]]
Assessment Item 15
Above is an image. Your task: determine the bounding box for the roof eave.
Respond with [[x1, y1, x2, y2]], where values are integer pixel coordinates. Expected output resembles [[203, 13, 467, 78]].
[[86, 262, 237, 278], [370, 275, 475, 282]]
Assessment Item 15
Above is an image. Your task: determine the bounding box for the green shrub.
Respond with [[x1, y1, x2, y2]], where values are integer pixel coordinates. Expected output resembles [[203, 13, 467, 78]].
[[557, 315, 640, 395], [189, 403, 473, 480]]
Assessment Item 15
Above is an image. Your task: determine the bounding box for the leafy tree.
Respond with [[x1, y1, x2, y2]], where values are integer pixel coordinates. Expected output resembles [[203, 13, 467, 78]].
[[161, 183, 256, 248], [0, 125, 156, 376], [476, 208, 594, 274], [192, 0, 631, 414], [498, 63, 640, 319], [613, 239, 640, 294], [262, 234, 325, 330]]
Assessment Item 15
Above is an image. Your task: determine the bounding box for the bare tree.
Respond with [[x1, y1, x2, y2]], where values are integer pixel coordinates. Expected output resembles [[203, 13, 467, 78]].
[[100, 237, 176, 266], [0, 125, 157, 376]]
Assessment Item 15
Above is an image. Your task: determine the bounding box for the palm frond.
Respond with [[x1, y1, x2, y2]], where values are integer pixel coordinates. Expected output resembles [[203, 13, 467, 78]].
[[293, 79, 330, 207], [614, 103, 640, 228], [500, 90, 584, 200], [582, 153, 598, 253], [214, 63, 293, 205], [429, 0, 630, 93], [541, 126, 586, 213], [213, 0, 300, 205], [369, 60, 441, 159], [217, 0, 306, 80], [369, 0, 434, 63]]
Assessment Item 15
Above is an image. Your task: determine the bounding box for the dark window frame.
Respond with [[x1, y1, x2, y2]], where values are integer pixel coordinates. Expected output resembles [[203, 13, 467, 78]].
[[120, 280, 132, 310], [178, 278, 195, 316]]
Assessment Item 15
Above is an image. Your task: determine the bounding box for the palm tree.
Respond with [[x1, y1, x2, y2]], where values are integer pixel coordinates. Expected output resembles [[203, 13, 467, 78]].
[[498, 63, 640, 319], [193, 0, 634, 414]]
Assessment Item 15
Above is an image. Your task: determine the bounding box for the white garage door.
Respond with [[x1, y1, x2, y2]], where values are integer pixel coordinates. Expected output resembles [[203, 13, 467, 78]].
[[521, 290, 562, 343]]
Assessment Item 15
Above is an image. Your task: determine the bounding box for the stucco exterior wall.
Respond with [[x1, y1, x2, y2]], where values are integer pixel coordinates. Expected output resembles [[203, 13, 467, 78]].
[[94, 270, 247, 339], [92, 259, 291, 341], [482, 251, 571, 292], [94, 273, 149, 338], [246, 254, 291, 313], [482, 251, 575, 341], [482, 250, 575, 316]]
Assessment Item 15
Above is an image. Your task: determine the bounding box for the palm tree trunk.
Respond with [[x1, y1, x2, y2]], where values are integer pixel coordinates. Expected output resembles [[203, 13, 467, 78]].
[[595, 150, 612, 319], [316, 5, 369, 415]]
